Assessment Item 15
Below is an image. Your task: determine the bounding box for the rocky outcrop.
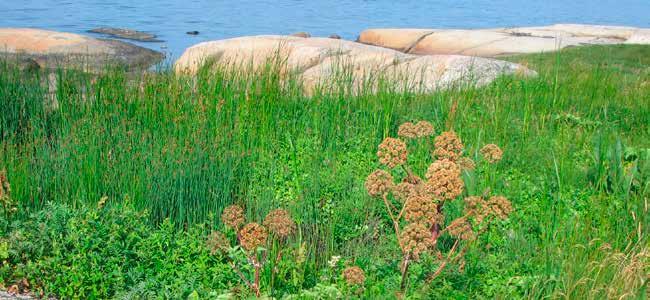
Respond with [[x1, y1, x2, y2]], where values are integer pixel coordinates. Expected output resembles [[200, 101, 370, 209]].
[[175, 35, 533, 94], [0, 28, 164, 71], [88, 27, 162, 42], [358, 24, 650, 57]]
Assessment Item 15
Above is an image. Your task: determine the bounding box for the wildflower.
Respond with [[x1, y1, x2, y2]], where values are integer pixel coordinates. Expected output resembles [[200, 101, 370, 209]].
[[365, 169, 394, 197], [425, 159, 464, 201], [447, 218, 474, 240], [239, 223, 268, 251], [263, 209, 296, 238], [328, 255, 341, 267], [397, 122, 418, 139], [206, 231, 230, 254], [404, 195, 443, 226], [486, 196, 512, 219], [457, 157, 476, 171], [414, 121, 434, 137], [401, 222, 434, 259], [433, 131, 463, 161], [480, 144, 503, 163], [222, 204, 245, 229], [377, 137, 408, 168], [342, 266, 366, 285]]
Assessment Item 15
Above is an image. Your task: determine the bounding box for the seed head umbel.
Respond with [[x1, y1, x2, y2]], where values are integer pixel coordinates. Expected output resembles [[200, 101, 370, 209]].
[[239, 222, 268, 251], [365, 169, 394, 197], [377, 137, 408, 168], [464, 196, 490, 224], [447, 218, 474, 240], [401, 222, 434, 259], [487, 196, 512, 219], [222, 204, 245, 229], [480, 144, 503, 163], [404, 195, 443, 226], [397, 122, 418, 139], [263, 209, 296, 238], [0, 169, 10, 201], [206, 231, 230, 255], [414, 121, 434, 137], [342, 266, 366, 285], [433, 131, 463, 161], [457, 157, 476, 171], [425, 159, 464, 201]]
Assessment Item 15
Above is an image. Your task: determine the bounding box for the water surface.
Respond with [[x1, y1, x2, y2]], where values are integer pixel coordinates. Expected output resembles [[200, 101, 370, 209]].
[[1, 0, 648, 60]]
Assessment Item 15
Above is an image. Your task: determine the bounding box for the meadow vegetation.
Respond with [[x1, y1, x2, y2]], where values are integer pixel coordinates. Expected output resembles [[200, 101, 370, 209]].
[[0, 44, 648, 299]]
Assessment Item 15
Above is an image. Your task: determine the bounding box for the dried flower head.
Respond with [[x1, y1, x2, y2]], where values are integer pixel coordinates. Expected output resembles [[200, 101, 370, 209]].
[[377, 137, 408, 168], [398, 121, 435, 139], [397, 122, 418, 139], [457, 157, 476, 171], [365, 169, 394, 197], [222, 205, 245, 229], [414, 121, 434, 137], [425, 159, 464, 201], [404, 195, 443, 226], [433, 131, 463, 161], [206, 231, 230, 254], [480, 144, 503, 163], [342, 266, 366, 285], [401, 222, 434, 259], [0, 169, 10, 200], [239, 223, 268, 251], [487, 196, 512, 219], [263, 209, 296, 238], [464, 196, 490, 224], [447, 218, 475, 240]]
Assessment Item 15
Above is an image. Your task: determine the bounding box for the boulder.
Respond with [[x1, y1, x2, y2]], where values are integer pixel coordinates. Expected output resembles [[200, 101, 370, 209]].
[[174, 35, 534, 94], [290, 32, 311, 38], [0, 28, 164, 71], [358, 24, 650, 57], [88, 27, 162, 42]]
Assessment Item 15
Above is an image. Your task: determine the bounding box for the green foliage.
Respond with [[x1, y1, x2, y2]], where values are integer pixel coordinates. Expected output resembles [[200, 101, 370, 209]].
[[0, 203, 236, 299], [0, 44, 649, 298]]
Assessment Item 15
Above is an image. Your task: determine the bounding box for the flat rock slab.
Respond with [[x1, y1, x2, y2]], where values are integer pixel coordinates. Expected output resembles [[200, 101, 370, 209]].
[[175, 35, 534, 94], [88, 27, 162, 42], [0, 28, 164, 71], [359, 24, 650, 57]]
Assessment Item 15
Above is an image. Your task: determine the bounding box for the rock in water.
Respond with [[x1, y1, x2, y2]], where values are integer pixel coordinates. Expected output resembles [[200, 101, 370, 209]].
[[328, 34, 342, 39], [358, 24, 650, 57], [186, 31, 200, 35], [290, 32, 311, 38], [174, 35, 534, 95], [89, 27, 162, 42], [0, 28, 164, 71]]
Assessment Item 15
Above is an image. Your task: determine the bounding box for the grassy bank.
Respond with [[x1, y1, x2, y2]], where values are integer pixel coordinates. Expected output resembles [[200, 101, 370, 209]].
[[1, 44, 648, 299]]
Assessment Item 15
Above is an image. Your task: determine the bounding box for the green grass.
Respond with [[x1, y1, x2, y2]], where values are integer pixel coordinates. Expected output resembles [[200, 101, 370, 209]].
[[1, 44, 648, 299]]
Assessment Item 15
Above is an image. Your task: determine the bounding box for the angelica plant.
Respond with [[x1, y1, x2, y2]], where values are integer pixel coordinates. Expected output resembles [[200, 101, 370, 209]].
[[206, 205, 297, 297], [365, 121, 512, 292]]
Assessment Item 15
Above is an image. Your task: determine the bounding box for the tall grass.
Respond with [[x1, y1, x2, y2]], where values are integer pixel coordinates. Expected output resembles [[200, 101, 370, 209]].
[[1, 44, 648, 297]]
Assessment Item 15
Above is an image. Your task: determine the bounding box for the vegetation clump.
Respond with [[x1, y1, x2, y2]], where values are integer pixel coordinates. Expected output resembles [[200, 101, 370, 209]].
[[365, 123, 513, 291], [207, 206, 298, 297]]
